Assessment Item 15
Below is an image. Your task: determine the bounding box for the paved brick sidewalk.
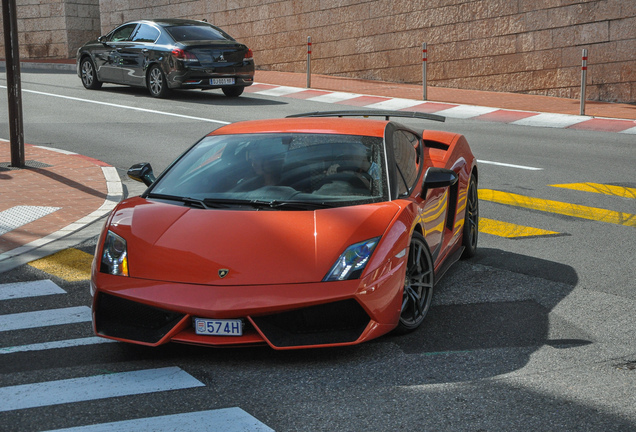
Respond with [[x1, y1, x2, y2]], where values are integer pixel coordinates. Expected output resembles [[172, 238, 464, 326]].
[[0, 143, 122, 269]]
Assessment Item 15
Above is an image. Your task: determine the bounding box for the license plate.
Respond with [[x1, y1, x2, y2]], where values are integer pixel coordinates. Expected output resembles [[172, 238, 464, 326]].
[[194, 318, 243, 336], [211, 78, 235, 85]]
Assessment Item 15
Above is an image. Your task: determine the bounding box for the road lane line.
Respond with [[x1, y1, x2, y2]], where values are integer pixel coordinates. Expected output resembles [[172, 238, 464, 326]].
[[477, 160, 543, 170], [0, 367, 204, 412], [479, 189, 636, 227], [0, 85, 230, 125], [0, 280, 65, 300], [550, 183, 636, 199], [0, 306, 91, 332], [479, 217, 561, 238], [42, 408, 274, 432], [0, 337, 116, 354]]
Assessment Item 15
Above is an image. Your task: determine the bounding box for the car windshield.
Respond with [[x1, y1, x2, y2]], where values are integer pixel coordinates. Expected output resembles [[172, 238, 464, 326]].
[[149, 133, 388, 209], [165, 24, 233, 42]]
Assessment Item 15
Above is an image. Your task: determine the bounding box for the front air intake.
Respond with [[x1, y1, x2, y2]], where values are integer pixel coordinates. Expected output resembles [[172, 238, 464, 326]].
[[251, 299, 370, 348], [95, 292, 185, 344]]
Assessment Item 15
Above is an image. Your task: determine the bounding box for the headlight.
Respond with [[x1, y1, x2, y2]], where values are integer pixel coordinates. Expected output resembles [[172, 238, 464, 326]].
[[323, 237, 380, 281], [100, 230, 129, 276]]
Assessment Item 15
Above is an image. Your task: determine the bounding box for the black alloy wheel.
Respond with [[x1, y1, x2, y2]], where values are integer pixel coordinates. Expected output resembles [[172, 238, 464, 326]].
[[147, 65, 169, 98], [222, 86, 244, 97], [461, 175, 478, 258], [396, 232, 434, 333], [80, 58, 102, 90]]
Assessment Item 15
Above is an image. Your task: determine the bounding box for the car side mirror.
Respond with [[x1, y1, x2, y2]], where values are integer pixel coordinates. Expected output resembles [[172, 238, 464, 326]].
[[128, 162, 156, 186], [422, 167, 458, 192], [98, 36, 106, 44]]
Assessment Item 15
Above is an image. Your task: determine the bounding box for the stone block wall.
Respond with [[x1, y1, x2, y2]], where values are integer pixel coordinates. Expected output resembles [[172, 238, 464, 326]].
[[3, 0, 635, 103]]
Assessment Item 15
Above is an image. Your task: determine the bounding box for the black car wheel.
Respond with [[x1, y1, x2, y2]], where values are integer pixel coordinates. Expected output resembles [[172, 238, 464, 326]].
[[222, 86, 244, 97], [147, 65, 169, 98], [80, 57, 102, 90], [396, 232, 434, 333], [461, 175, 479, 258]]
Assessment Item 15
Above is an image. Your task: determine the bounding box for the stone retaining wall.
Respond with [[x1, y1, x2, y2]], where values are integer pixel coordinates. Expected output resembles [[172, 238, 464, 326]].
[[3, 0, 635, 103]]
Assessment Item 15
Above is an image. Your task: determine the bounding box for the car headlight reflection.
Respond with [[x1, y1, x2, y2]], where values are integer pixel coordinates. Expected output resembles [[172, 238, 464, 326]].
[[324, 237, 380, 281], [100, 230, 129, 276]]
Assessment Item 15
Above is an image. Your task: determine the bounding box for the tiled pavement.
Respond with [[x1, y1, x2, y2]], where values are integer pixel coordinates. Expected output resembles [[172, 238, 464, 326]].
[[0, 63, 635, 271]]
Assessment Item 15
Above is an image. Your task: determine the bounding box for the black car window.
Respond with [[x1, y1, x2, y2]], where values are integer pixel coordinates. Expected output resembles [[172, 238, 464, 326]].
[[109, 24, 138, 42], [165, 24, 234, 42], [392, 130, 420, 196], [131, 24, 160, 43]]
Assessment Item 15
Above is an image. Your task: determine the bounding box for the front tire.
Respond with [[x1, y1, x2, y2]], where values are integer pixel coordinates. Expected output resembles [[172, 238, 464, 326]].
[[80, 57, 102, 90], [147, 65, 170, 98], [461, 175, 478, 258], [222, 86, 244, 97], [395, 232, 434, 334]]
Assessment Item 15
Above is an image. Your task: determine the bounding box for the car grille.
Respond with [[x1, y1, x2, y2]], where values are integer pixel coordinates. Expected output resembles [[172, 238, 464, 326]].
[[251, 299, 370, 348], [95, 292, 185, 344]]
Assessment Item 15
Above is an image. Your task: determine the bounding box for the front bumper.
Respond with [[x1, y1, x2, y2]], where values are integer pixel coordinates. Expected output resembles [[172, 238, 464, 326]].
[[91, 261, 405, 350]]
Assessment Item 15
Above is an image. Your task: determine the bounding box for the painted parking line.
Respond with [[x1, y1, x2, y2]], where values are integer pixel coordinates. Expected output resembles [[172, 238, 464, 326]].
[[479, 217, 561, 238], [479, 189, 636, 227], [477, 160, 543, 171], [550, 183, 636, 199], [28, 248, 94, 281], [0, 367, 204, 412], [0, 306, 91, 332], [0, 279, 65, 300], [42, 408, 274, 432]]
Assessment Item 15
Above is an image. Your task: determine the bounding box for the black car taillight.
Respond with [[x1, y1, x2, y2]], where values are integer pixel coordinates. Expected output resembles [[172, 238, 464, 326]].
[[172, 48, 198, 62]]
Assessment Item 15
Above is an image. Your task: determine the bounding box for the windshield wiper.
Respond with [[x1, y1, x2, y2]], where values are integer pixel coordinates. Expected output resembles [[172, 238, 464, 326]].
[[147, 194, 334, 210]]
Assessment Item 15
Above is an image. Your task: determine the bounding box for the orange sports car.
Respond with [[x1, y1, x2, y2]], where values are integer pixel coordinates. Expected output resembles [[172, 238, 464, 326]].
[[90, 111, 478, 350]]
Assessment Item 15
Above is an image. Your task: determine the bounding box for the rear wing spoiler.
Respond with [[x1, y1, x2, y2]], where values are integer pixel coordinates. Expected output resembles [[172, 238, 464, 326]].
[[286, 110, 445, 123]]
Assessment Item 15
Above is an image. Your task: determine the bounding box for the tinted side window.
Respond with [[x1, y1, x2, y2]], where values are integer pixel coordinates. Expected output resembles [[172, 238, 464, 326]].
[[393, 130, 420, 196], [132, 24, 160, 43], [109, 24, 138, 42]]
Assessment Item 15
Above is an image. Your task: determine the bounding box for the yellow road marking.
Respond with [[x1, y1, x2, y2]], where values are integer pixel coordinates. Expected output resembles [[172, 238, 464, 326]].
[[479, 189, 636, 227], [28, 248, 93, 281], [479, 217, 560, 238], [550, 183, 636, 199]]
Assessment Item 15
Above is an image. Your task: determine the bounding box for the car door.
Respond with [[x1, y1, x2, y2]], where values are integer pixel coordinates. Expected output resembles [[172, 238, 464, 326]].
[[392, 128, 448, 262], [119, 23, 161, 86], [97, 23, 139, 84]]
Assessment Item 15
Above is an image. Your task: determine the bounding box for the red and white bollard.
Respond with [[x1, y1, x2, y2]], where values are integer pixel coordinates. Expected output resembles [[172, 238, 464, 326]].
[[307, 36, 312, 89], [422, 43, 428, 101], [580, 49, 588, 116]]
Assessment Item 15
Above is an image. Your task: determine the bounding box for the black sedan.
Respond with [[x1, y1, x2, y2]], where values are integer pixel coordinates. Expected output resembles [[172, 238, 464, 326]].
[[76, 19, 255, 98]]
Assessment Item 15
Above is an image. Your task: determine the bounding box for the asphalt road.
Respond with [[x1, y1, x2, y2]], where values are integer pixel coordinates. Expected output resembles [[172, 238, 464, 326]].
[[0, 70, 635, 431]]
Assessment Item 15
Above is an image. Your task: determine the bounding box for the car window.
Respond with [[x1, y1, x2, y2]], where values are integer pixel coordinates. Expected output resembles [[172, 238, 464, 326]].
[[150, 133, 388, 208], [393, 130, 420, 196], [131, 24, 160, 43], [165, 24, 234, 42], [109, 24, 138, 42]]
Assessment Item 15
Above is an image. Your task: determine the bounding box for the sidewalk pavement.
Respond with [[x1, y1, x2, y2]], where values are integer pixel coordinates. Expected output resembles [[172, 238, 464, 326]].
[[1, 61, 635, 272]]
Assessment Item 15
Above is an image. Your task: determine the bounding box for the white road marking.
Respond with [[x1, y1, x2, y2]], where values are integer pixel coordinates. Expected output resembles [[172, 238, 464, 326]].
[[0, 367, 204, 412], [42, 408, 274, 432], [433, 105, 499, 119], [512, 112, 590, 128], [0, 279, 65, 300], [0, 85, 230, 125], [0, 337, 116, 354], [307, 91, 363, 103], [0, 306, 91, 332], [366, 98, 425, 111], [0, 206, 61, 236], [255, 85, 307, 97], [477, 159, 543, 171]]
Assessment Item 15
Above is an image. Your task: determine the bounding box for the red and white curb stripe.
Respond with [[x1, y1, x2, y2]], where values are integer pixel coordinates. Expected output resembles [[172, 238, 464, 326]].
[[247, 83, 636, 134]]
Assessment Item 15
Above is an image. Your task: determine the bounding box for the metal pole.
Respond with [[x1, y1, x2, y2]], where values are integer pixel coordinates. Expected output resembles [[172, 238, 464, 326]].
[[306, 36, 311, 88], [422, 43, 427, 101], [580, 49, 588, 116], [2, 0, 25, 168]]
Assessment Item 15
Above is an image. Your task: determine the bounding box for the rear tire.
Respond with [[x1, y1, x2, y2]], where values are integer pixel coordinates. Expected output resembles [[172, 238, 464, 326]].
[[461, 175, 478, 259], [147, 65, 170, 98], [222, 86, 244, 97]]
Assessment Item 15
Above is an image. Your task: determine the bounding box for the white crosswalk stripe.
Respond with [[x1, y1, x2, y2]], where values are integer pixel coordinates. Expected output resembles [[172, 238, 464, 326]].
[[0, 280, 276, 431]]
